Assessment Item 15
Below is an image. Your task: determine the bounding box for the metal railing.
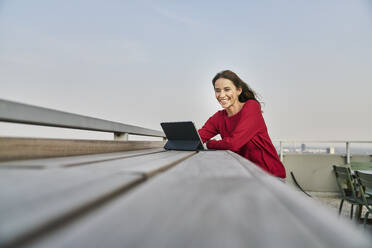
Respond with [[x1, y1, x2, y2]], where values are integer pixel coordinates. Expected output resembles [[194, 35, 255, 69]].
[[0, 99, 165, 140], [274, 140, 372, 164]]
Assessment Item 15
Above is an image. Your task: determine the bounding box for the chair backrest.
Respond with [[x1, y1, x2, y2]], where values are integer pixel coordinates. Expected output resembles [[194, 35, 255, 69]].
[[355, 171, 372, 211], [350, 162, 372, 171], [333, 165, 357, 200]]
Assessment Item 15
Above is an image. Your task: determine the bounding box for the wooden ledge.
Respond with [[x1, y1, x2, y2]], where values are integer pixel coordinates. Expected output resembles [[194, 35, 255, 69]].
[[0, 137, 165, 161]]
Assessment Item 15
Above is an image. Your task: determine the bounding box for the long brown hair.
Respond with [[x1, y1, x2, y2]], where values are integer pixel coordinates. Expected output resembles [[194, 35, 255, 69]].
[[212, 70, 261, 104]]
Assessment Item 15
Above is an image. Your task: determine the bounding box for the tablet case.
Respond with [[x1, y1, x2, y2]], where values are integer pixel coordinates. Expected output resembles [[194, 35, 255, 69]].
[[160, 121, 205, 151]]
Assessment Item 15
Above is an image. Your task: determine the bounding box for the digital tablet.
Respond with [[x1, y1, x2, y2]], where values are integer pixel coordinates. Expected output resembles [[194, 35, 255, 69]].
[[160, 121, 206, 151]]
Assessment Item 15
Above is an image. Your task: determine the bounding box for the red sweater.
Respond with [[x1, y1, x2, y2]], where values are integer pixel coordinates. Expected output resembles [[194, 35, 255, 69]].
[[198, 100, 286, 178]]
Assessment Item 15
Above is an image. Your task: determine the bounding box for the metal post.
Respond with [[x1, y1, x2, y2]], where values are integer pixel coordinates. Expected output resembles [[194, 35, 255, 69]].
[[114, 132, 129, 141], [279, 141, 283, 162], [346, 141, 350, 164]]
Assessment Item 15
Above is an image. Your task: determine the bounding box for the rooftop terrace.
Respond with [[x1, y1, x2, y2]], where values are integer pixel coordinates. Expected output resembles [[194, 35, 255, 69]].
[[0, 99, 371, 247]]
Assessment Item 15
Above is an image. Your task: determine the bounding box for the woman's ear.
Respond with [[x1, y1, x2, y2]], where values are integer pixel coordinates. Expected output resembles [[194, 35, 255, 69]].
[[237, 87, 242, 95]]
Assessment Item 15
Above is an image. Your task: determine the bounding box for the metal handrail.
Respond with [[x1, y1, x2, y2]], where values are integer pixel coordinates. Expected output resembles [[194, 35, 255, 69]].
[[0, 99, 165, 140], [273, 140, 372, 163]]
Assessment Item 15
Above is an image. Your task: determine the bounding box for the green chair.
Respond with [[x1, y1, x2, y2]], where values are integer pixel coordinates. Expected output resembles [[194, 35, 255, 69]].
[[350, 162, 372, 171], [354, 171, 372, 228], [333, 165, 360, 219]]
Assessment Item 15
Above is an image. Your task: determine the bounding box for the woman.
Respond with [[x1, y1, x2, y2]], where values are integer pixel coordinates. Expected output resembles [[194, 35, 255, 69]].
[[198, 70, 286, 178]]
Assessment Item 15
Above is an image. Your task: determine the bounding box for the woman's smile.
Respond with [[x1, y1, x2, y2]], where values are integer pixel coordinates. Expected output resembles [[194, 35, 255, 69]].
[[219, 98, 230, 106]]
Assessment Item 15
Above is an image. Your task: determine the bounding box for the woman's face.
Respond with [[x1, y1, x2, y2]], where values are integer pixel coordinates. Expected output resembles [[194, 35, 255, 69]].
[[214, 78, 242, 109]]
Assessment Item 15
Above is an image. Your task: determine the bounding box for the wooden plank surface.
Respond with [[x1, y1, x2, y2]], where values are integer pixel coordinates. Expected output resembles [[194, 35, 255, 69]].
[[22, 151, 371, 248], [0, 151, 195, 248], [0, 148, 165, 169], [0, 137, 165, 161]]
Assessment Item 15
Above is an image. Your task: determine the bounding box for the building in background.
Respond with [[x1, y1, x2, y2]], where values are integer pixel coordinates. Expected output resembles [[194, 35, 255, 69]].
[[301, 143, 306, 153], [326, 147, 335, 154]]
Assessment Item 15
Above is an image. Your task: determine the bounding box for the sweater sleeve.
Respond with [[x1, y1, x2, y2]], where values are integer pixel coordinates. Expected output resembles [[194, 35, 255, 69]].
[[207, 101, 264, 152], [198, 112, 220, 143]]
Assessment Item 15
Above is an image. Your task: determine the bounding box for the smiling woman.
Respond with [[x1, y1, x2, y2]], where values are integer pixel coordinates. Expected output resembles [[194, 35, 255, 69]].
[[198, 70, 286, 178]]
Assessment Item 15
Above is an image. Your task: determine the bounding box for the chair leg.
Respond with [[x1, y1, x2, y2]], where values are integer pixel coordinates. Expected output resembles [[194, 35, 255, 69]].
[[350, 204, 354, 219], [355, 205, 363, 223], [338, 199, 344, 215], [363, 212, 370, 229]]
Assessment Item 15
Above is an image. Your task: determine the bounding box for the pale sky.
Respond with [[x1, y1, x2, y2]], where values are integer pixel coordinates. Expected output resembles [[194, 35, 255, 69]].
[[1, 0, 372, 141]]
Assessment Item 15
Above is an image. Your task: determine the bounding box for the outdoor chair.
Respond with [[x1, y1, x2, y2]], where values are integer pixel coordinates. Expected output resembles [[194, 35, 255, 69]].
[[354, 171, 372, 228], [332, 165, 360, 219]]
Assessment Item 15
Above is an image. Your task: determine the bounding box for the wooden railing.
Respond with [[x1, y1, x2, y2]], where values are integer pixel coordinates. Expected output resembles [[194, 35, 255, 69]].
[[0, 99, 165, 140], [0, 99, 166, 161]]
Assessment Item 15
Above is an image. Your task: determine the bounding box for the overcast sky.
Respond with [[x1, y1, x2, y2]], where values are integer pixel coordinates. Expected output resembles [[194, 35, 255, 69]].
[[1, 0, 372, 141]]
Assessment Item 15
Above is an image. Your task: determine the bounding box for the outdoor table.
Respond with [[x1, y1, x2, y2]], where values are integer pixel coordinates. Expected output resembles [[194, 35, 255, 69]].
[[0, 149, 371, 248]]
